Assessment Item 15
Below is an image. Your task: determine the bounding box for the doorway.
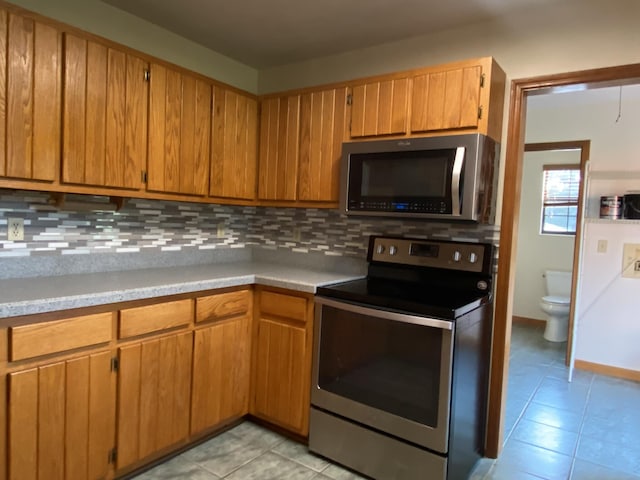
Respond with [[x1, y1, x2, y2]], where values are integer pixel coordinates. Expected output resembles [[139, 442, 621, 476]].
[[485, 62, 640, 458]]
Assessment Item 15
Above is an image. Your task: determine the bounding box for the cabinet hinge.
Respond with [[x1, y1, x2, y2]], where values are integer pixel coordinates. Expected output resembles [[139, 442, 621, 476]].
[[143, 69, 150, 82], [108, 448, 117, 464], [478, 106, 483, 120], [480, 73, 486, 88], [141, 171, 148, 184], [110, 357, 119, 372], [346, 94, 352, 106]]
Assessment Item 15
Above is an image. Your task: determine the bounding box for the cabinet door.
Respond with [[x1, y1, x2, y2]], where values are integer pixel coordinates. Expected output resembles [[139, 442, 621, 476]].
[[210, 87, 258, 200], [0, 11, 61, 182], [116, 332, 192, 470], [251, 290, 313, 436], [7, 352, 115, 480], [411, 65, 482, 133], [191, 314, 251, 434], [298, 87, 349, 202], [62, 34, 148, 189], [148, 64, 211, 196], [258, 95, 300, 201], [350, 78, 408, 138]]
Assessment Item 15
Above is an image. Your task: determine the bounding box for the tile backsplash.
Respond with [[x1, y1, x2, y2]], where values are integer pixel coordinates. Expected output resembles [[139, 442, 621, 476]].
[[0, 189, 500, 260]]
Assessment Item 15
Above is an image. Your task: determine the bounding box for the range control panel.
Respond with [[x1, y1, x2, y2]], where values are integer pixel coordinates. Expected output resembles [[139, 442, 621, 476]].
[[369, 236, 489, 273]]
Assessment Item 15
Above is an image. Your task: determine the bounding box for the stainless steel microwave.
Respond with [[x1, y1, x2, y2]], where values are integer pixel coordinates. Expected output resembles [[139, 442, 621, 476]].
[[339, 133, 499, 223]]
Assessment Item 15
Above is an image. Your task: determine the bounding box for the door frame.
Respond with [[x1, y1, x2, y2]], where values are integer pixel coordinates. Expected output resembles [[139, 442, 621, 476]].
[[485, 62, 640, 458]]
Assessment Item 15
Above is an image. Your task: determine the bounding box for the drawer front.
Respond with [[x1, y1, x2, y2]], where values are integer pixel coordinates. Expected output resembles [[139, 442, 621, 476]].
[[119, 299, 193, 339], [196, 289, 251, 323], [10, 313, 113, 361], [259, 290, 308, 322]]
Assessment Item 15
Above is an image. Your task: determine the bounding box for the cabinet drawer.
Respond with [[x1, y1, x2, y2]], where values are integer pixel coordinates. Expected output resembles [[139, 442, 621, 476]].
[[196, 289, 251, 323], [259, 291, 308, 322], [119, 299, 193, 339], [9, 312, 113, 361]]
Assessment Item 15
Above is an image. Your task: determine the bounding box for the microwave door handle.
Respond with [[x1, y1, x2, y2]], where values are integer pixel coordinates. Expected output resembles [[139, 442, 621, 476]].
[[451, 147, 465, 216]]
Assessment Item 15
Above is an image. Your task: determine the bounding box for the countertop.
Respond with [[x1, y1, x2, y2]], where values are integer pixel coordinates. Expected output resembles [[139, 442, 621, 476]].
[[0, 261, 364, 320]]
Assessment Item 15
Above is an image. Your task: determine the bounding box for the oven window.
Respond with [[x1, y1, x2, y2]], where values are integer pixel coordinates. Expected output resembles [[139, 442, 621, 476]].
[[317, 306, 445, 428]]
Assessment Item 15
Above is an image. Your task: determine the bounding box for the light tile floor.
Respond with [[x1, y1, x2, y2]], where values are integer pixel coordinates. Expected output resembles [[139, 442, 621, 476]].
[[133, 323, 640, 480]]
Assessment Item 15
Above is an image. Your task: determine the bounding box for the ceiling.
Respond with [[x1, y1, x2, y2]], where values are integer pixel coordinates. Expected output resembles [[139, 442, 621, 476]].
[[101, 0, 560, 69]]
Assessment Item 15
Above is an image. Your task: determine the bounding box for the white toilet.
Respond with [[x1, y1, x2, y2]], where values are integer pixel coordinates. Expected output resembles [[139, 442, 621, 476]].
[[540, 270, 571, 342]]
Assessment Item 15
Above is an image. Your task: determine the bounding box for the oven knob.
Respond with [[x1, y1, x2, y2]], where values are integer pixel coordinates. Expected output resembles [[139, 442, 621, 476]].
[[376, 244, 385, 255], [389, 245, 398, 256], [453, 251, 462, 262], [469, 252, 478, 263]]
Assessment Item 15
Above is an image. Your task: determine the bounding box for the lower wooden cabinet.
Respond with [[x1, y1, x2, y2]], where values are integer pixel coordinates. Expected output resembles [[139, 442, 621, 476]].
[[116, 331, 192, 470], [7, 352, 115, 480], [250, 288, 314, 436]]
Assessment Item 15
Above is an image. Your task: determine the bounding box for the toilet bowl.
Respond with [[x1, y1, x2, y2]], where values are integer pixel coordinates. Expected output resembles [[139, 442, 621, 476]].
[[540, 270, 571, 342]]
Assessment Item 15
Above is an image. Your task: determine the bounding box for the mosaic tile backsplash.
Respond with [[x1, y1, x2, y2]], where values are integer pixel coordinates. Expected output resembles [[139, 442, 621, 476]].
[[0, 189, 500, 262]]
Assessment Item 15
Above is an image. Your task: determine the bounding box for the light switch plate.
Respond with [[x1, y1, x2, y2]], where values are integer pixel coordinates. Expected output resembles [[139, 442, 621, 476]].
[[622, 243, 640, 279]]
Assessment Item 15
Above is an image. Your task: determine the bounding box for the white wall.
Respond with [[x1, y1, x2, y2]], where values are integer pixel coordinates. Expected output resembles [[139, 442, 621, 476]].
[[525, 85, 640, 371], [513, 150, 578, 320], [258, 0, 640, 93], [7, 0, 259, 93]]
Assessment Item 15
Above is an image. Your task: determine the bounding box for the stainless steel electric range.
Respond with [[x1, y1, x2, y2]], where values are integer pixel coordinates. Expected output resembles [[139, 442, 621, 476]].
[[309, 235, 494, 480]]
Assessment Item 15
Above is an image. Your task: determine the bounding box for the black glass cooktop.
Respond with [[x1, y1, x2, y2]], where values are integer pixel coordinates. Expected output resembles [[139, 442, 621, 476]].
[[316, 277, 490, 320]]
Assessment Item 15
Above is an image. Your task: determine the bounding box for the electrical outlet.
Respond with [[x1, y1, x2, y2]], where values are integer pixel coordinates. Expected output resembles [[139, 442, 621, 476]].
[[622, 243, 640, 279], [216, 222, 225, 238], [597, 239, 607, 253], [293, 227, 301, 242], [7, 218, 24, 241]]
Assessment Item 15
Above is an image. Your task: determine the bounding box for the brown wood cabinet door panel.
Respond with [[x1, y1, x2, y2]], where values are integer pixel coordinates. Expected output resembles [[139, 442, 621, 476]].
[[298, 87, 348, 202], [117, 333, 192, 469], [210, 87, 257, 199], [0, 10, 6, 179], [4, 13, 60, 181], [63, 34, 147, 189], [8, 355, 114, 480], [350, 79, 407, 138], [412, 66, 482, 133], [191, 316, 250, 434], [148, 64, 211, 196], [258, 95, 300, 200], [8, 369, 38, 480], [253, 318, 307, 433]]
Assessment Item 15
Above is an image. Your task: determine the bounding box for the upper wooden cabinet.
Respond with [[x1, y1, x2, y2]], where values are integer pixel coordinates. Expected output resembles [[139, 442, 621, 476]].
[[298, 87, 349, 202], [62, 34, 148, 189], [147, 63, 211, 196], [258, 95, 300, 201], [0, 10, 61, 182], [349, 78, 409, 138], [410, 65, 482, 133], [210, 87, 258, 200]]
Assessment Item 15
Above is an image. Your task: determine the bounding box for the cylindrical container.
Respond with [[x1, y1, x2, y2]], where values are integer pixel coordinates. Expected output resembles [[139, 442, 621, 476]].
[[623, 193, 640, 219], [600, 195, 623, 219]]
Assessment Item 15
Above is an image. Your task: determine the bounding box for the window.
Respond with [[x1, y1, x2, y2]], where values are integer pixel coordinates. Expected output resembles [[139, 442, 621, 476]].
[[541, 165, 580, 235]]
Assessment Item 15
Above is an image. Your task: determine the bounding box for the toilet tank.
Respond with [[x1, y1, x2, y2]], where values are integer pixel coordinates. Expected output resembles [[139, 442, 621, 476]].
[[544, 270, 572, 296]]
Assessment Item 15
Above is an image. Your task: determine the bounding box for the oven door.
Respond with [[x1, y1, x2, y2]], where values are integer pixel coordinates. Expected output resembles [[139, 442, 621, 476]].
[[312, 296, 454, 454]]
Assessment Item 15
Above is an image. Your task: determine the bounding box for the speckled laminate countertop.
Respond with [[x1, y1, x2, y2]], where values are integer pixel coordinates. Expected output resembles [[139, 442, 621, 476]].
[[0, 261, 364, 320]]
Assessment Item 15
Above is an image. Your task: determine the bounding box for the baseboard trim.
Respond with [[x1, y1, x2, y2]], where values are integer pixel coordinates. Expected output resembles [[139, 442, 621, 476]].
[[574, 359, 640, 382], [512, 315, 545, 326]]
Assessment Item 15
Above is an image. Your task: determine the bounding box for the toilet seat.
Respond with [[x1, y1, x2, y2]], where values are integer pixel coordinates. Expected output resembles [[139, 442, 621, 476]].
[[542, 295, 569, 305]]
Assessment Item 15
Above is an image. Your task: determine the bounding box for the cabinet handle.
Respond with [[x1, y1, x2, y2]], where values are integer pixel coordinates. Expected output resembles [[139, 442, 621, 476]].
[[143, 69, 150, 82]]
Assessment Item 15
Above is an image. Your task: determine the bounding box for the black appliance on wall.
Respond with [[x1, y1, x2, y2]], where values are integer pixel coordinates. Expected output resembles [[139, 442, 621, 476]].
[[310, 235, 494, 480]]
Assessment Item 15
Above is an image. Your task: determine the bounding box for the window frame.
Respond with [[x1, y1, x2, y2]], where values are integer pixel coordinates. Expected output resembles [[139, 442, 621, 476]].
[[540, 163, 581, 236]]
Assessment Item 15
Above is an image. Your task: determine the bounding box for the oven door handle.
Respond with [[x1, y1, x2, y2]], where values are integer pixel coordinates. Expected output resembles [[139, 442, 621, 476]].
[[315, 296, 454, 331]]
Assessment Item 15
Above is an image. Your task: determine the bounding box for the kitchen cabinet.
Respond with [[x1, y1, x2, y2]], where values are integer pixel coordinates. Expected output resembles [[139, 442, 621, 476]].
[[410, 64, 482, 133], [4, 312, 115, 480], [210, 87, 258, 200], [191, 289, 252, 435], [298, 87, 350, 202], [0, 10, 61, 182], [62, 33, 148, 190], [251, 287, 314, 436], [147, 63, 211, 196], [258, 95, 300, 201], [349, 77, 409, 138]]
